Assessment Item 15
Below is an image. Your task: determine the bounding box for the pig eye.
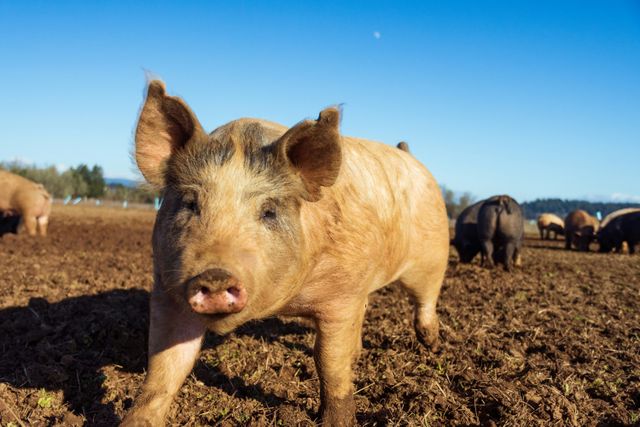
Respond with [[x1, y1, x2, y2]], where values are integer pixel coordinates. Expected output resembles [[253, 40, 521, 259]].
[[182, 195, 200, 215], [260, 205, 277, 223]]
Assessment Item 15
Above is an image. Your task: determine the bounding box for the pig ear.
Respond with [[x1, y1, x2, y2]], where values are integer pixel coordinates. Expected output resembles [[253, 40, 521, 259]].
[[135, 80, 205, 187], [278, 107, 342, 202]]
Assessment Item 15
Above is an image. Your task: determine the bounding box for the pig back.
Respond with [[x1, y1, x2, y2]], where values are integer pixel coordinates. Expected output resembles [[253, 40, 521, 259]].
[[477, 195, 524, 241], [0, 170, 32, 211], [537, 213, 564, 229], [565, 210, 599, 234], [0, 170, 50, 214], [301, 136, 449, 286], [600, 208, 640, 229]]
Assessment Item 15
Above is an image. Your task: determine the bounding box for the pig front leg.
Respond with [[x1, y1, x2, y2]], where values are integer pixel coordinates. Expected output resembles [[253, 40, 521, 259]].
[[565, 233, 572, 250], [314, 304, 366, 427], [121, 292, 206, 426], [22, 212, 38, 236]]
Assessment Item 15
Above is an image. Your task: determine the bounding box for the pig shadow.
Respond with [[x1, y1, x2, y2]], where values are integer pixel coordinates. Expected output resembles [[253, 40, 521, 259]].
[[0, 290, 149, 426], [522, 237, 567, 251], [195, 317, 316, 414], [0, 289, 315, 426], [525, 243, 567, 251], [0, 290, 149, 425], [0, 214, 21, 237], [233, 317, 314, 355]]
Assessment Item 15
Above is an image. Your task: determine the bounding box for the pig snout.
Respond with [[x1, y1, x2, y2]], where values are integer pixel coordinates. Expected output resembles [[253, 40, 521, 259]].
[[185, 268, 248, 314]]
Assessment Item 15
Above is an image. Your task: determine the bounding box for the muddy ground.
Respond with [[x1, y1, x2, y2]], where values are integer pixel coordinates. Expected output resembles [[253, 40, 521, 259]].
[[1, 205, 639, 426]]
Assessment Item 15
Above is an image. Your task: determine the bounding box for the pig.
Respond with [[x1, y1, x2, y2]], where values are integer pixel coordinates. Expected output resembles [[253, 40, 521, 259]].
[[598, 210, 640, 254], [0, 170, 51, 236], [477, 195, 524, 271], [451, 200, 484, 263], [600, 207, 640, 230], [564, 209, 599, 251], [121, 81, 450, 426], [0, 211, 21, 237], [536, 213, 564, 240]]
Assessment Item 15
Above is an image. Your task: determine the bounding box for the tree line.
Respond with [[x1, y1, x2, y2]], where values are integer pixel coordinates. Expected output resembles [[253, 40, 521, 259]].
[[2, 161, 105, 198], [521, 198, 640, 220], [1, 161, 158, 203], [440, 188, 640, 220]]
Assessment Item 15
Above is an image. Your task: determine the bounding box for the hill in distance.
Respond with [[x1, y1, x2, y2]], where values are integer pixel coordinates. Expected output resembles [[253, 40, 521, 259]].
[[105, 178, 139, 188]]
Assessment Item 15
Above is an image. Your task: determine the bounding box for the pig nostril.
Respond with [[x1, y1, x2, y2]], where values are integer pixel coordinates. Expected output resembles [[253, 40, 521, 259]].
[[199, 286, 210, 295], [227, 287, 240, 297]]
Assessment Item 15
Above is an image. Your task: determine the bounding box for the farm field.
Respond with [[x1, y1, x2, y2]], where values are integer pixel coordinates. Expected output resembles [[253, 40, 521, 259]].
[[1, 205, 639, 426]]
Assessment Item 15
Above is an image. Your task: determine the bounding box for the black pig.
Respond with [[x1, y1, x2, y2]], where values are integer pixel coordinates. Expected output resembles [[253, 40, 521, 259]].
[[451, 200, 484, 263], [598, 210, 640, 254], [477, 195, 524, 271]]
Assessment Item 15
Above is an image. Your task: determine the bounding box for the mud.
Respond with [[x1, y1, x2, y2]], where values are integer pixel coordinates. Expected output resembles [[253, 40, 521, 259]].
[[1, 206, 638, 426]]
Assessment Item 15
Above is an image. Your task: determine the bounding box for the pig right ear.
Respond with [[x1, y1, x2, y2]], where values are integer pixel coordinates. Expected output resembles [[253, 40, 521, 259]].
[[135, 80, 205, 187], [278, 108, 342, 202]]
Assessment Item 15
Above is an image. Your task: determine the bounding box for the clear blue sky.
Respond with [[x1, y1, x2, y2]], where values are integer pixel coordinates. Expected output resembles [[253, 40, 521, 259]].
[[1, 1, 638, 202]]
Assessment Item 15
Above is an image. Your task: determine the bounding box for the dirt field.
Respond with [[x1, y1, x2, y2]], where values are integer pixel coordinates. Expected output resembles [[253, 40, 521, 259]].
[[1, 205, 639, 426]]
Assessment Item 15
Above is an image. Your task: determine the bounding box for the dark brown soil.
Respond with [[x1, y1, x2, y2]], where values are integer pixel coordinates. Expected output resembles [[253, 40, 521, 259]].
[[1, 206, 639, 426]]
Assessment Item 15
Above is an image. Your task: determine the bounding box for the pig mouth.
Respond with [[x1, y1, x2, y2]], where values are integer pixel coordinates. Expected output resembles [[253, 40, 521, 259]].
[[185, 271, 248, 315]]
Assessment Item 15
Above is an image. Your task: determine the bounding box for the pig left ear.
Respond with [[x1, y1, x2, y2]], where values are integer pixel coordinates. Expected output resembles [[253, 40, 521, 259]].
[[278, 107, 342, 202], [135, 80, 206, 187]]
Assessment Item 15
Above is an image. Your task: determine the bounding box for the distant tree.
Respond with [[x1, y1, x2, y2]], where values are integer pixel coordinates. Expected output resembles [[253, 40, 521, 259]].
[[103, 183, 160, 204], [443, 187, 456, 218], [71, 168, 89, 197], [68, 164, 105, 198], [458, 192, 473, 213], [1, 161, 70, 197], [89, 165, 106, 198], [1, 161, 108, 198], [441, 186, 476, 219]]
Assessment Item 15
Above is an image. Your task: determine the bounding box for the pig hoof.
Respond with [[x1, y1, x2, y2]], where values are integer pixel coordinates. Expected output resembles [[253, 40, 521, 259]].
[[319, 395, 356, 427], [415, 324, 439, 352]]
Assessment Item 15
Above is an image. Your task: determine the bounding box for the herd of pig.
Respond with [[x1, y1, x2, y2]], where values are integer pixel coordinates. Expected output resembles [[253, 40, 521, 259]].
[[540, 208, 640, 254], [1, 81, 638, 426], [451, 196, 640, 271]]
